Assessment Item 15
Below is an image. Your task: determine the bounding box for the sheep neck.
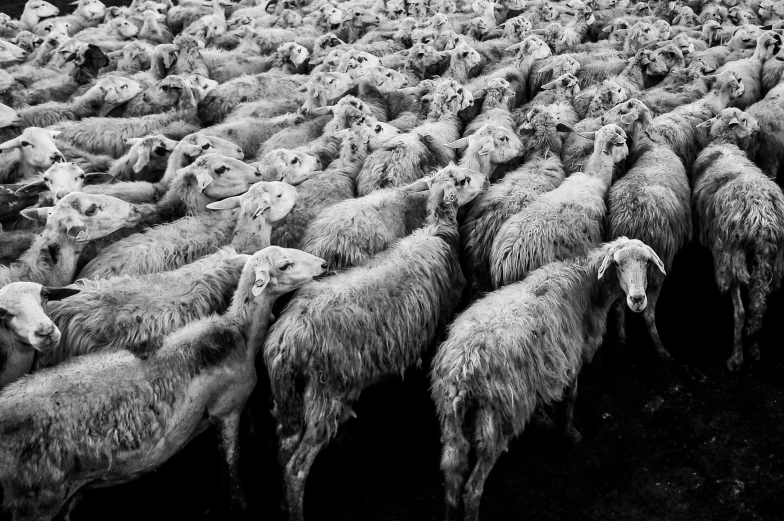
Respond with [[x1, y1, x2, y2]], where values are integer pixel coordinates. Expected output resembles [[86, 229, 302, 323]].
[[459, 145, 493, 176], [14, 226, 83, 287], [620, 57, 644, 90], [583, 147, 615, 187], [581, 251, 628, 361], [230, 219, 272, 254], [0, 332, 36, 390]]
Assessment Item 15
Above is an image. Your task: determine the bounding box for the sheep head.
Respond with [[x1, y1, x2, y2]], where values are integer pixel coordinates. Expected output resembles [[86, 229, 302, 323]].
[[753, 31, 783, 60], [36, 19, 71, 37], [701, 20, 724, 46], [255, 149, 321, 185], [653, 19, 670, 40], [238, 246, 327, 298], [403, 43, 446, 73], [448, 41, 482, 73], [0, 69, 13, 92], [499, 15, 532, 40], [597, 237, 666, 313], [75, 0, 107, 20], [337, 49, 380, 79], [0, 128, 64, 171], [124, 134, 178, 174], [187, 74, 219, 101], [275, 9, 303, 28], [21, 0, 59, 31], [16, 162, 112, 204], [0, 39, 27, 64], [625, 21, 659, 52], [344, 7, 381, 28], [25, 192, 141, 243], [364, 66, 408, 92], [465, 17, 489, 40], [445, 124, 523, 172], [115, 41, 152, 71], [386, 0, 407, 18], [429, 78, 473, 116], [587, 80, 628, 118], [403, 162, 488, 208], [706, 70, 745, 105], [208, 182, 298, 254], [601, 99, 652, 139], [142, 75, 196, 113], [109, 17, 139, 39], [9, 32, 42, 54], [634, 2, 651, 15], [696, 108, 759, 150], [314, 33, 344, 54], [316, 95, 372, 134], [176, 153, 261, 199], [277, 42, 309, 67], [540, 73, 580, 99], [350, 115, 401, 151], [176, 133, 244, 163], [0, 282, 78, 351], [506, 35, 551, 63], [297, 71, 353, 114], [728, 24, 764, 50], [0, 103, 20, 128], [88, 75, 143, 115], [646, 44, 684, 76], [579, 124, 628, 180]]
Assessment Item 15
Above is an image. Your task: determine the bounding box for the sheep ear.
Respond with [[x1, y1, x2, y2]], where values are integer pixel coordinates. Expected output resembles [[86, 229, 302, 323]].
[[163, 51, 178, 68], [444, 137, 469, 150], [541, 80, 556, 90], [206, 195, 242, 210], [125, 137, 142, 146], [294, 84, 308, 93], [20, 207, 51, 224], [597, 251, 615, 279], [576, 131, 596, 140], [225, 253, 251, 268], [332, 128, 351, 139], [505, 41, 523, 51], [133, 146, 151, 173], [645, 245, 666, 276], [0, 136, 22, 150], [477, 138, 494, 156], [194, 172, 213, 192], [251, 263, 271, 296], [312, 105, 334, 115], [401, 176, 434, 192], [42, 286, 80, 300], [63, 215, 88, 240], [619, 113, 637, 125], [555, 123, 573, 133], [695, 118, 714, 129], [47, 130, 61, 139], [83, 173, 114, 185], [15, 180, 48, 196]]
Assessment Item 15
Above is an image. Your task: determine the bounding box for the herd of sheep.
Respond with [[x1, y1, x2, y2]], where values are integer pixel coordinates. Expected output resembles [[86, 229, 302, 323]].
[[0, 0, 783, 519]]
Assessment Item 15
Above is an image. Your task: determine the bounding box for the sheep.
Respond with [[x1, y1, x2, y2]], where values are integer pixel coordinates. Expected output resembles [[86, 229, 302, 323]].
[[32, 0, 106, 36], [747, 77, 784, 179], [0, 128, 65, 184], [107, 134, 179, 183], [600, 99, 692, 361], [15, 161, 113, 204], [644, 69, 745, 169], [716, 31, 782, 109], [264, 167, 469, 521], [692, 108, 784, 370], [555, 5, 596, 52], [38, 248, 245, 368], [73, 16, 141, 53], [0, 39, 28, 66], [431, 237, 666, 521], [14, 75, 143, 130], [49, 80, 200, 159], [0, 192, 141, 287], [0, 282, 79, 389], [355, 78, 472, 196], [137, 9, 174, 44], [0, 246, 328, 521], [461, 154, 566, 299], [196, 70, 313, 126], [86, 133, 243, 204], [77, 154, 267, 280], [115, 74, 197, 118], [631, 58, 716, 117], [463, 77, 516, 136], [490, 124, 629, 288], [19, 0, 60, 31]]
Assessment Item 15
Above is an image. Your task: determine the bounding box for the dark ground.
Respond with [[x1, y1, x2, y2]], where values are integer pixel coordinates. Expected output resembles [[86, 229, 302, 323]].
[[2, 1, 784, 520]]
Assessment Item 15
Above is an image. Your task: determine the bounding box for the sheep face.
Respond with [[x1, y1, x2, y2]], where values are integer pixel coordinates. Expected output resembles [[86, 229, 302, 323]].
[[187, 74, 219, 101], [430, 164, 488, 207], [541, 73, 580, 98], [423, 13, 451, 32], [626, 22, 659, 51], [634, 2, 651, 15], [179, 154, 262, 199], [300, 72, 353, 113], [466, 18, 489, 40], [728, 24, 764, 50], [38, 19, 71, 36], [0, 103, 20, 128], [754, 31, 783, 60], [277, 42, 309, 67], [314, 33, 344, 53], [0, 128, 64, 170], [653, 20, 671, 40], [38, 162, 89, 203], [646, 45, 683, 76], [179, 134, 244, 162], [321, 6, 344, 30], [432, 79, 474, 114], [671, 33, 695, 56], [125, 135, 178, 173], [595, 124, 629, 164], [711, 70, 745, 101], [548, 54, 581, 78], [110, 17, 140, 39], [354, 117, 401, 150], [727, 7, 749, 25], [337, 50, 380, 79], [317, 95, 372, 134], [407, 0, 429, 19], [10, 31, 41, 54], [275, 9, 303, 28], [507, 35, 551, 62], [698, 108, 760, 146], [46, 192, 142, 242], [116, 41, 151, 71], [588, 81, 627, 118], [501, 16, 532, 40], [95, 75, 144, 114], [0, 282, 77, 350], [244, 246, 327, 297], [142, 76, 191, 109], [366, 66, 408, 92], [346, 7, 381, 28], [405, 43, 445, 72], [598, 238, 666, 313], [78, 0, 107, 20], [0, 40, 27, 64], [450, 42, 482, 72], [258, 150, 321, 184], [431, 30, 461, 51], [23, 0, 60, 27], [47, 39, 85, 70], [386, 0, 407, 18], [601, 99, 652, 136], [474, 125, 524, 166], [431, 0, 457, 13]]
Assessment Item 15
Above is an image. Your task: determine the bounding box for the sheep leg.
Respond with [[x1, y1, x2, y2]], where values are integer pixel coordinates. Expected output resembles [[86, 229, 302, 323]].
[[462, 443, 504, 521], [216, 411, 247, 513], [643, 284, 671, 361], [62, 492, 83, 521], [440, 418, 471, 521], [283, 423, 328, 521], [556, 378, 582, 444], [727, 283, 745, 371]]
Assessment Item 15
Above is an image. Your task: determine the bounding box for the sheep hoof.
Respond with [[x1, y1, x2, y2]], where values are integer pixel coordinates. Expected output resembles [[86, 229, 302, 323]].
[[726, 355, 743, 372]]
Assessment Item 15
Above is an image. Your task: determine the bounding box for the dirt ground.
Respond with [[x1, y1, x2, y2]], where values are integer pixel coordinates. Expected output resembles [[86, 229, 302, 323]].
[[2, 1, 784, 520]]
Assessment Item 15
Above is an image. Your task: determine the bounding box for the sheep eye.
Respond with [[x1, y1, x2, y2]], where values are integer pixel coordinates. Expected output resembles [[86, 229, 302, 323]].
[[201, 143, 211, 150], [291, 157, 299, 164], [78, 174, 85, 179], [277, 193, 282, 198], [215, 165, 228, 174], [85, 205, 98, 216], [21, 141, 31, 147], [280, 262, 293, 270]]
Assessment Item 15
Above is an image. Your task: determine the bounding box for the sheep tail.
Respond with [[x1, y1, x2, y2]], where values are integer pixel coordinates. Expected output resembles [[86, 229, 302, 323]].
[[440, 387, 470, 519], [746, 231, 783, 340]]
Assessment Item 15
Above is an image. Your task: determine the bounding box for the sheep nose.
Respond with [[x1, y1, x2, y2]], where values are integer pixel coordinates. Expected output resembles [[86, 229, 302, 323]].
[[629, 295, 645, 306], [34, 323, 55, 338], [320, 262, 328, 269]]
